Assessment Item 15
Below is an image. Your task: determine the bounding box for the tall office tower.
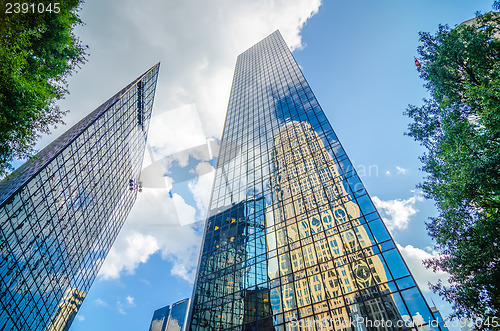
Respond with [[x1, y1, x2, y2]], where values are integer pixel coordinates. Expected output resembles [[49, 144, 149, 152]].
[[0, 63, 160, 331], [189, 31, 446, 330], [149, 298, 191, 331]]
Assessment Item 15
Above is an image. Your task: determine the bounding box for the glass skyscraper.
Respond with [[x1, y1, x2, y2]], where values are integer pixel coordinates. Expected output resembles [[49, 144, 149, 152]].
[[149, 298, 191, 331], [189, 31, 445, 330], [0, 63, 159, 331]]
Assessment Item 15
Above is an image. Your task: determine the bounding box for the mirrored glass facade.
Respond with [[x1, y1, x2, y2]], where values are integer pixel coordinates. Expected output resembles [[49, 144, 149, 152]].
[[150, 305, 171, 331], [0, 63, 160, 331], [189, 32, 444, 330], [150, 298, 191, 331], [168, 298, 191, 331]]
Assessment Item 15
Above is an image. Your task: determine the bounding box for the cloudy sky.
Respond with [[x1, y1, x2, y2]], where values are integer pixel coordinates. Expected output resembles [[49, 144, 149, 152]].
[[28, 0, 494, 330]]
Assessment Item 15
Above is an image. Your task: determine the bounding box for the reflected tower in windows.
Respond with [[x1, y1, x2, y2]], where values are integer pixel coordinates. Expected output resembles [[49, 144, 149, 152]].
[[0, 63, 160, 331], [189, 31, 446, 330], [149, 298, 191, 331]]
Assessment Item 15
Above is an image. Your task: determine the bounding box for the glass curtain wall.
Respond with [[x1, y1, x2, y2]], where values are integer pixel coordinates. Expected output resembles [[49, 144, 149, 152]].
[[189, 31, 443, 331], [0, 64, 159, 331]]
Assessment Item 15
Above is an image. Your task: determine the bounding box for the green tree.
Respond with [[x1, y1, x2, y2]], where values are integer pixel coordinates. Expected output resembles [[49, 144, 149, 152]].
[[405, 10, 500, 322], [0, 0, 86, 177]]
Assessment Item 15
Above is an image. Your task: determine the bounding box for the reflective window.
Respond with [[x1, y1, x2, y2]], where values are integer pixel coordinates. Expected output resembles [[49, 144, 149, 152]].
[[189, 31, 439, 330], [0, 65, 159, 330]]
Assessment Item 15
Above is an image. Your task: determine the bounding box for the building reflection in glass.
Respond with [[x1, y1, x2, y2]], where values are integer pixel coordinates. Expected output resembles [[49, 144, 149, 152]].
[[167, 298, 191, 331], [150, 305, 171, 331], [188, 31, 443, 330], [0, 64, 160, 331], [190, 198, 274, 330], [46, 288, 86, 331], [150, 298, 191, 331], [269, 121, 403, 330]]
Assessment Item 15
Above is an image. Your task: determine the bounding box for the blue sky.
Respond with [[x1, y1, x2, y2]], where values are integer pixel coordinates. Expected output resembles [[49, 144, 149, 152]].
[[33, 0, 495, 330]]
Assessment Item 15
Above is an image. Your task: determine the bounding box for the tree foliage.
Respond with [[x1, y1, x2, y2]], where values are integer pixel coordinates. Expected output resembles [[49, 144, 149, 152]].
[[0, 0, 86, 177], [405, 11, 500, 321]]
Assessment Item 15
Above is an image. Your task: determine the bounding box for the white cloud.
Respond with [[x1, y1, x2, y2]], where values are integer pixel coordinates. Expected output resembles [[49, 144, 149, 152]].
[[397, 244, 450, 292], [64, 0, 322, 283], [94, 298, 108, 307], [171, 263, 196, 283], [188, 163, 216, 219], [76, 315, 85, 322], [117, 301, 126, 315], [99, 232, 160, 280], [58, 0, 323, 144], [98, 188, 201, 281], [171, 192, 198, 226], [125, 296, 135, 306], [396, 166, 408, 175], [148, 104, 208, 159], [139, 278, 151, 286], [372, 194, 424, 231]]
